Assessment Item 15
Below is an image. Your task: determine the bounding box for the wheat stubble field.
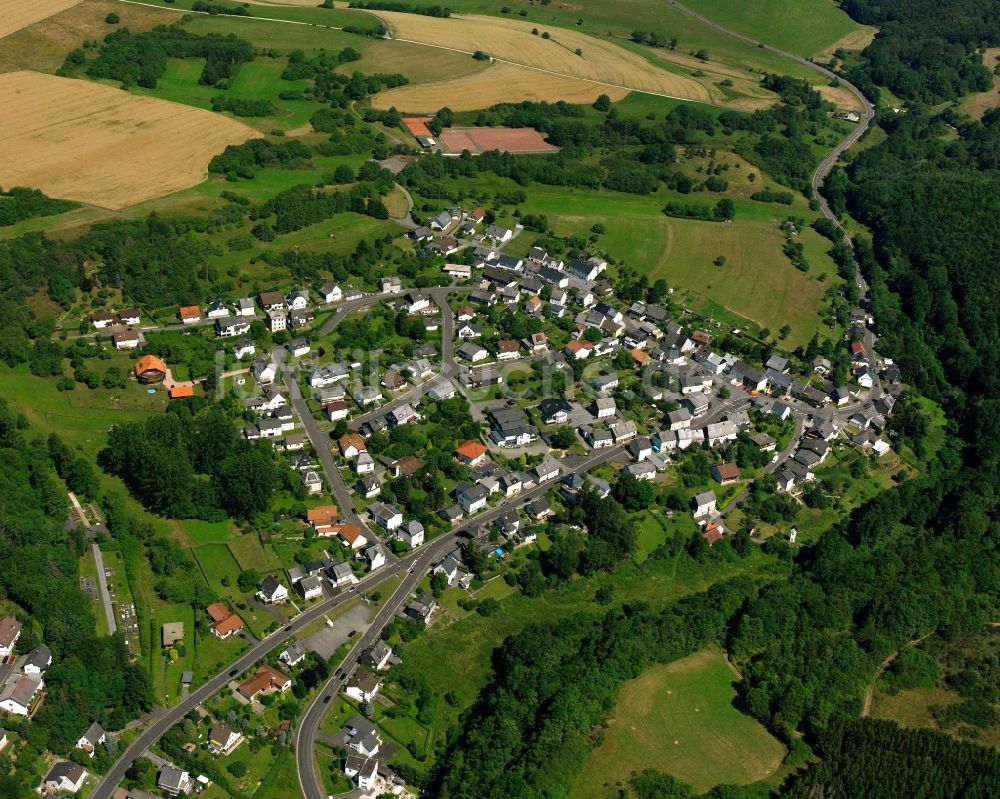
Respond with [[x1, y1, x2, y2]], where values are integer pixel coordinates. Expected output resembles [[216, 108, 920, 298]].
[[0, 71, 259, 210], [0, 0, 83, 39], [368, 11, 724, 109]]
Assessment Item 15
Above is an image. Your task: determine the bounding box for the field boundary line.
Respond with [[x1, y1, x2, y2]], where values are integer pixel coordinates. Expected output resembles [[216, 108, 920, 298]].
[[115, 0, 710, 107]]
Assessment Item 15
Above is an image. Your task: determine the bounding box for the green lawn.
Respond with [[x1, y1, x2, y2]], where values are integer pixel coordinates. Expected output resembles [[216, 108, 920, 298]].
[[194, 543, 244, 595], [228, 534, 283, 573], [633, 510, 667, 563], [682, 0, 863, 57], [572, 648, 786, 796]]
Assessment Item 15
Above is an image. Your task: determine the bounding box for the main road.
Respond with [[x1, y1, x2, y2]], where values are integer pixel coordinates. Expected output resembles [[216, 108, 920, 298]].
[[294, 446, 628, 799]]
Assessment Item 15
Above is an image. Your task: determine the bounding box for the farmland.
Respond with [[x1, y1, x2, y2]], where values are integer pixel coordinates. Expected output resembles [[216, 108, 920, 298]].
[[0, 71, 259, 209], [372, 61, 631, 112], [0, 0, 180, 75], [0, 0, 82, 40], [573, 648, 786, 796], [370, 11, 758, 108]]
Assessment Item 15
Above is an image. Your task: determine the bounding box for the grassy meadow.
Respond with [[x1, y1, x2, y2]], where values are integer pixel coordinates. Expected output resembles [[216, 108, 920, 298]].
[[573, 648, 786, 796]]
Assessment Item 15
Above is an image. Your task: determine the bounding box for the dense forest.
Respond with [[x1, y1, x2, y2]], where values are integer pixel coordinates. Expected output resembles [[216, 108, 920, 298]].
[[840, 0, 1000, 102], [0, 400, 151, 799], [99, 401, 279, 521]]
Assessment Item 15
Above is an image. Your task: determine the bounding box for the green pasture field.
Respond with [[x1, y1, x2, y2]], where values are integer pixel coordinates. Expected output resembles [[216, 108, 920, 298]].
[[228, 534, 283, 573], [255, 749, 300, 799], [682, 0, 863, 58], [193, 543, 244, 595], [572, 647, 785, 796], [399, 549, 783, 746], [481, 178, 839, 348], [193, 622, 251, 684]]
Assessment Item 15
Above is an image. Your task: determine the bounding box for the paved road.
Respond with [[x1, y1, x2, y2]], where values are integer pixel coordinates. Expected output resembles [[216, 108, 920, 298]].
[[294, 445, 627, 799], [87, 564, 402, 799], [92, 543, 118, 635]]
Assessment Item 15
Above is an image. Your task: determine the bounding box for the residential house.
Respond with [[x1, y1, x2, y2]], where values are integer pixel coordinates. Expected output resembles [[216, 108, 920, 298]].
[[379, 276, 403, 294], [693, 490, 717, 518], [310, 362, 350, 388], [296, 575, 323, 601], [208, 723, 243, 755], [287, 289, 310, 310], [711, 462, 741, 485], [356, 475, 381, 499], [161, 622, 184, 647], [525, 497, 552, 521], [529, 332, 548, 352], [771, 401, 792, 420], [353, 451, 375, 475], [206, 299, 229, 319], [337, 524, 368, 551], [89, 312, 117, 329], [256, 576, 289, 605], [774, 470, 796, 493], [318, 282, 342, 304], [258, 291, 286, 312], [456, 482, 488, 513], [43, 762, 88, 795], [216, 318, 250, 338], [363, 544, 387, 571], [157, 765, 192, 797], [234, 338, 256, 360], [534, 457, 561, 482], [457, 321, 483, 339], [666, 408, 692, 430], [76, 722, 106, 758], [581, 425, 614, 449], [484, 224, 513, 243], [329, 562, 356, 588], [539, 398, 573, 425], [359, 642, 394, 672], [590, 397, 616, 419], [368, 502, 403, 531], [339, 433, 366, 459], [22, 646, 51, 676], [706, 420, 739, 446], [135, 354, 167, 384], [266, 309, 287, 332], [234, 298, 256, 317], [251, 359, 277, 385], [625, 461, 656, 481], [459, 342, 488, 363], [487, 406, 538, 448], [286, 337, 310, 358], [750, 432, 777, 452], [732, 360, 768, 392], [0, 673, 41, 716], [345, 670, 381, 704], [207, 602, 244, 639], [398, 520, 424, 549], [497, 339, 520, 361], [112, 330, 141, 350], [433, 554, 460, 585], [564, 340, 593, 360], [610, 419, 638, 444], [405, 593, 437, 626], [302, 470, 323, 495], [627, 436, 653, 462], [178, 305, 202, 324]]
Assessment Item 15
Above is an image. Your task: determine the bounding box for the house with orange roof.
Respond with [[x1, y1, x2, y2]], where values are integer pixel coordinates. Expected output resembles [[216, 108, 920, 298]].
[[212, 613, 245, 640], [238, 665, 291, 701], [337, 524, 367, 550], [306, 505, 340, 528], [454, 440, 489, 467], [631, 348, 650, 366], [564, 340, 594, 360], [169, 385, 194, 399], [702, 521, 725, 546], [178, 305, 202, 324], [339, 433, 366, 459], [135, 354, 167, 384]]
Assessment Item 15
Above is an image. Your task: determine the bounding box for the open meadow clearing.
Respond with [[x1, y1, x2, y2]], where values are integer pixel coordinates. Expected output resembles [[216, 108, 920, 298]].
[[960, 48, 1000, 120], [372, 11, 720, 103], [682, 0, 864, 57], [573, 648, 785, 796], [0, 71, 259, 209], [0, 0, 82, 40]]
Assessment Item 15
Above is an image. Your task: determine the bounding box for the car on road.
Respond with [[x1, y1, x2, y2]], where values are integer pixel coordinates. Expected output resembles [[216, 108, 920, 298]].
[[323, 695, 332, 704], [347, 630, 358, 638], [229, 669, 238, 676]]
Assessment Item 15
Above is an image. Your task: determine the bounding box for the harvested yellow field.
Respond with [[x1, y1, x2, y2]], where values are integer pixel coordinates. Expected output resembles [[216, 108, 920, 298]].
[[0, 71, 259, 210], [372, 61, 629, 113], [0, 0, 82, 39], [814, 25, 877, 63], [960, 48, 1000, 120], [371, 11, 715, 103]]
